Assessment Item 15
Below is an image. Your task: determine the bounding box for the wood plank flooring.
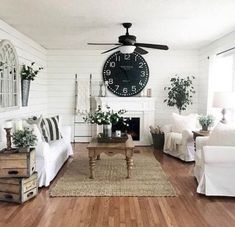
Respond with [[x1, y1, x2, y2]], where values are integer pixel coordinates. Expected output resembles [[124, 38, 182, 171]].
[[0, 144, 235, 227]]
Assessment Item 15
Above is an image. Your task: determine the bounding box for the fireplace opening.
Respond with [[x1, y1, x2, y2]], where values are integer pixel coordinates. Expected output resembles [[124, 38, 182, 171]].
[[112, 117, 140, 141]]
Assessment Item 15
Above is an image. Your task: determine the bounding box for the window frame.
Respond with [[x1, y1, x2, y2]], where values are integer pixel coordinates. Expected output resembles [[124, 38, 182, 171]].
[[0, 39, 20, 112]]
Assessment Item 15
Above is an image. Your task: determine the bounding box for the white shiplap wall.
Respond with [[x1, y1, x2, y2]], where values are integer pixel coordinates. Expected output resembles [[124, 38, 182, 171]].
[[47, 49, 199, 141], [198, 31, 235, 114], [0, 19, 47, 146]]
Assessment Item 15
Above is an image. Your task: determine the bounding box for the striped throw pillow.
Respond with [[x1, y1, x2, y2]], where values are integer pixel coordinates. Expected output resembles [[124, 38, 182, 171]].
[[40, 116, 62, 142]]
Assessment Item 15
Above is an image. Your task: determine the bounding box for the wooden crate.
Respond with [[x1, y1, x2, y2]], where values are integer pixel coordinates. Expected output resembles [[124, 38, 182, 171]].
[[0, 172, 38, 203], [0, 149, 36, 178]]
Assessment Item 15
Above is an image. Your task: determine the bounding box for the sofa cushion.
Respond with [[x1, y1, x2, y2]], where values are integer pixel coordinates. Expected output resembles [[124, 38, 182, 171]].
[[46, 139, 69, 162], [23, 120, 43, 143], [40, 115, 62, 142], [172, 113, 198, 133], [207, 122, 235, 146]]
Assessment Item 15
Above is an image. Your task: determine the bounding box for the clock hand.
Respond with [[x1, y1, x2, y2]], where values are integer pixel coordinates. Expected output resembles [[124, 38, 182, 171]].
[[119, 66, 130, 83]]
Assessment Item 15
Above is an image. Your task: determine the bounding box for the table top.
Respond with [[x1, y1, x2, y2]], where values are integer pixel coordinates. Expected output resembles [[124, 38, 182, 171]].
[[192, 130, 210, 137], [87, 135, 135, 149]]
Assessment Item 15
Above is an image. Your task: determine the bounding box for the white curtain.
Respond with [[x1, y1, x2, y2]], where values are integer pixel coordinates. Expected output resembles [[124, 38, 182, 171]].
[[207, 54, 234, 123]]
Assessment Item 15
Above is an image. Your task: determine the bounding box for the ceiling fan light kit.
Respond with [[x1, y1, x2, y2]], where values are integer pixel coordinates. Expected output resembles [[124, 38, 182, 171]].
[[88, 22, 169, 55], [119, 45, 136, 54]]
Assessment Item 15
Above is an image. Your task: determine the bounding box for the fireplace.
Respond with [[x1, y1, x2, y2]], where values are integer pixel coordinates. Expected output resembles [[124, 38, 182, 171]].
[[112, 117, 140, 141], [95, 97, 155, 145]]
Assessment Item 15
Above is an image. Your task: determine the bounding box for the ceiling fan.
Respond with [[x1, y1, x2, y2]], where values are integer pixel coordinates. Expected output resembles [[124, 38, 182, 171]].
[[88, 22, 169, 55]]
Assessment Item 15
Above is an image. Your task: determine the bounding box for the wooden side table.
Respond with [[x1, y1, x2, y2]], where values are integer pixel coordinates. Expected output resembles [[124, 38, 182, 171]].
[[0, 148, 38, 203], [192, 131, 210, 151]]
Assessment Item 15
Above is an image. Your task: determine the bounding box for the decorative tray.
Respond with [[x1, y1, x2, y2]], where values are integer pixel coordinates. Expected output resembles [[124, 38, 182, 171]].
[[97, 133, 128, 143]]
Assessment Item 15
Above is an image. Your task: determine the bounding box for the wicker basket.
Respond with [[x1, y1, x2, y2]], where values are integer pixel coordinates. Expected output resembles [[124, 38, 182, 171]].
[[151, 133, 164, 150]]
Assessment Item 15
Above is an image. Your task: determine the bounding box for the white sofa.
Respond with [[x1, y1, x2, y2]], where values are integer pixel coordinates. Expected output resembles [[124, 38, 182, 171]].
[[194, 123, 235, 196], [35, 126, 73, 187]]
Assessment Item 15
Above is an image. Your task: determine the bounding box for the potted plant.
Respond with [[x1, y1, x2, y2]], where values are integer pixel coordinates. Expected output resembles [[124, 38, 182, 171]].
[[12, 128, 37, 152], [164, 75, 196, 114], [84, 105, 126, 137], [149, 126, 164, 150], [198, 115, 215, 131], [21, 62, 43, 106]]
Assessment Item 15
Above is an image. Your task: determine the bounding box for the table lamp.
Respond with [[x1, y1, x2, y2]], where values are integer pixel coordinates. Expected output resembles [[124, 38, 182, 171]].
[[213, 92, 235, 123]]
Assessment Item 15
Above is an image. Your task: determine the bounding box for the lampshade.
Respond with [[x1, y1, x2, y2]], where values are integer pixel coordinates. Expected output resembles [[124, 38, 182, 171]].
[[213, 92, 235, 108], [119, 45, 136, 54]]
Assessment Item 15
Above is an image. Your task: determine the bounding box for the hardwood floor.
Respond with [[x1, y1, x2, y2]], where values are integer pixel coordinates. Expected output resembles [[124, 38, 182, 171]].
[[0, 144, 235, 227]]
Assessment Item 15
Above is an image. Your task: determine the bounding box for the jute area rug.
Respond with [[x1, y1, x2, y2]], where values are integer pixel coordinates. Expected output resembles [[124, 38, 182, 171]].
[[50, 151, 176, 197]]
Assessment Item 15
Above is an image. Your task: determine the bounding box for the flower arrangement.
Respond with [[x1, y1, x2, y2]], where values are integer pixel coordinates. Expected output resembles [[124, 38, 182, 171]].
[[199, 115, 215, 131], [12, 128, 37, 148], [21, 62, 43, 81], [84, 105, 126, 125]]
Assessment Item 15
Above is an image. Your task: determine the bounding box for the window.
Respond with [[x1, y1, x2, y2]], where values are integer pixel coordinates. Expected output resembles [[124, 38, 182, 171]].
[[0, 40, 19, 111], [208, 54, 234, 121]]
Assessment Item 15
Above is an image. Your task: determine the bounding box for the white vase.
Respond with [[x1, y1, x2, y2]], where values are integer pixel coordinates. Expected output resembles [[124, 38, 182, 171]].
[[103, 124, 112, 138]]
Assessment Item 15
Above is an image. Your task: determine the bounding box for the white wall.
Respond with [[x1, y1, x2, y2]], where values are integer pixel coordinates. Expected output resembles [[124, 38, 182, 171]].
[[198, 31, 235, 114], [47, 49, 199, 141], [0, 19, 47, 147]]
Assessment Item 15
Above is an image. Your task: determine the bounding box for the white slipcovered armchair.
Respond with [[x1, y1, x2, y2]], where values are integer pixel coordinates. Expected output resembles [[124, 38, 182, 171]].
[[194, 123, 235, 196], [162, 113, 199, 162]]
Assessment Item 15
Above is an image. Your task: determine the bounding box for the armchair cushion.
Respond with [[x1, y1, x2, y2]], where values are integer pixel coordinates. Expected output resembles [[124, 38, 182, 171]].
[[203, 146, 235, 163], [207, 122, 235, 146], [161, 124, 172, 134], [172, 113, 198, 133]]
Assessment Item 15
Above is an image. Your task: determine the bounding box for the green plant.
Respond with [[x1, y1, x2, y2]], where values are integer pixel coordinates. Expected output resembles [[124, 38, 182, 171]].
[[164, 75, 196, 114], [84, 105, 126, 125], [199, 115, 215, 128], [12, 128, 37, 148], [21, 62, 43, 81]]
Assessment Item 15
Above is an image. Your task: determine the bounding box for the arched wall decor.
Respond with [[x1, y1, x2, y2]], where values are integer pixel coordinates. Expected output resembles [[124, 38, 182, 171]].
[[0, 39, 20, 111]]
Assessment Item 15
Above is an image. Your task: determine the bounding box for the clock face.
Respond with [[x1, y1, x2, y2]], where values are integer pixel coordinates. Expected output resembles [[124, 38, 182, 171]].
[[103, 51, 149, 97]]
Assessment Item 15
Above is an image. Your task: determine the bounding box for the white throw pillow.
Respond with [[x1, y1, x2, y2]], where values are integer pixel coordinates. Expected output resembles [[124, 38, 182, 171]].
[[23, 120, 43, 143], [172, 112, 198, 133], [207, 122, 235, 146]]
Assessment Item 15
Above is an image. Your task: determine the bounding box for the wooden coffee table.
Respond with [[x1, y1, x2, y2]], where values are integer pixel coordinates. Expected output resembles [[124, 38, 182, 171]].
[[87, 135, 135, 179]]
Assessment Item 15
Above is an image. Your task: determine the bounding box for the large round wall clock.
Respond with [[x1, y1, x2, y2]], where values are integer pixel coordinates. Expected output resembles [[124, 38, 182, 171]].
[[103, 51, 149, 97]]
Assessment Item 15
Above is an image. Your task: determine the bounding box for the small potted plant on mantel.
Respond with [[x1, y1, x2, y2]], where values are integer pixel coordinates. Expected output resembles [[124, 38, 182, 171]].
[[21, 62, 43, 106], [198, 115, 215, 132], [12, 128, 37, 152]]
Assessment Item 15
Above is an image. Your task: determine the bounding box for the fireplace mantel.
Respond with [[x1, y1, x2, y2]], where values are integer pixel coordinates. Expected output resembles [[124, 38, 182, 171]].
[[95, 97, 155, 145]]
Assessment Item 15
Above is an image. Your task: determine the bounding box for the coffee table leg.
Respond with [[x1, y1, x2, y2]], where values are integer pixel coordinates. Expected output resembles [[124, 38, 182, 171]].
[[89, 156, 96, 179], [126, 156, 133, 179], [97, 154, 101, 160]]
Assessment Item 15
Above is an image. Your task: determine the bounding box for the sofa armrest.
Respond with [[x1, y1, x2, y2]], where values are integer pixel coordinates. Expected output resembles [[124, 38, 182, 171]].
[[61, 125, 72, 143], [195, 136, 209, 152], [35, 141, 50, 159], [162, 124, 172, 134], [181, 129, 193, 144], [203, 146, 235, 164]]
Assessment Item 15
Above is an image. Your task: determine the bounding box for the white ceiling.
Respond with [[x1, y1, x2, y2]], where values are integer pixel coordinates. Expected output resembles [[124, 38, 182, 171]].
[[0, 0, 235, 50]]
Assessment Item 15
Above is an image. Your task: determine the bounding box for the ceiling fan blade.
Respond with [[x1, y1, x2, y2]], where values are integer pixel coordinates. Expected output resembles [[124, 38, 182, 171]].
[[134, 46, 148, 55], [136, 43, 169, 50], [88, 43, 120, 45], [101, 46, 121, 54]]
